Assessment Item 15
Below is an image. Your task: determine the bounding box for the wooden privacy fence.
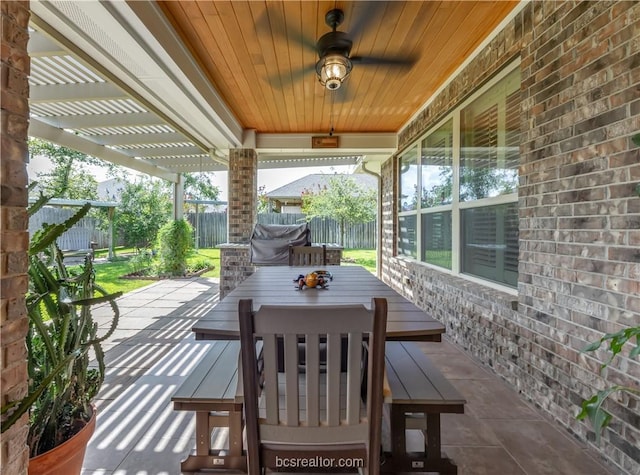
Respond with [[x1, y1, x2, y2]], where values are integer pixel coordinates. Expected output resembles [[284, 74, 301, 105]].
[[187, 212, 377, 249], [29, 207, 111, 249]]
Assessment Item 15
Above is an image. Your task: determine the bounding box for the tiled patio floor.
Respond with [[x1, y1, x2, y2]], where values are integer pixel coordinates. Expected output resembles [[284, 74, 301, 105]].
[[82, 278, 614, 475]]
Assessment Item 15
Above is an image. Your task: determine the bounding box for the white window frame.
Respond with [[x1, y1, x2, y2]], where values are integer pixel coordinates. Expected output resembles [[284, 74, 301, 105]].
[[398, 60, 520, 295]]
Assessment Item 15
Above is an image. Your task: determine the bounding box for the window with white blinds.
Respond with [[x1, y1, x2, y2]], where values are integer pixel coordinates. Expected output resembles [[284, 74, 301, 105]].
[[398, 214, 417, 258], [461, 203, 518, 287], [397, 64, 520, 289], [460, 68, 519, 201]]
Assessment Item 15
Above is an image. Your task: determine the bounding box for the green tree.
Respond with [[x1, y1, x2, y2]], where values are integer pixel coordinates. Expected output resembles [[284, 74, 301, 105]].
[[28, 139, 117, 199], [301, 175, 376, 246], [116, 177, 171, 250], [183, 172, 220, 208], [257, 185, 269, 213]]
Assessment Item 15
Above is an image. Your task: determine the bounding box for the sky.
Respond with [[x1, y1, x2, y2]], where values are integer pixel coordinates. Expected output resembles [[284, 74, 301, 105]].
[[26, 155, 354, 202], [198, 166, 354, 202]]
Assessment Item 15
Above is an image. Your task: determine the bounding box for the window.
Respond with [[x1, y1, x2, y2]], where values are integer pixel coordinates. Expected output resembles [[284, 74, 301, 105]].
[[422, 211, 452, 269], [397, 64, 520, 289], [420, 119, 453, 269], [460, 70, 519, 201], [422, 120, 453, 207], [398, 215, 417, 258], [461, 203, 518, 287], [399, 147, 418, 212]]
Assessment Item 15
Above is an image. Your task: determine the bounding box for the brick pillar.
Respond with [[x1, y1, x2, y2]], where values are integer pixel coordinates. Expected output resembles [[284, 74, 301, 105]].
[[227, 148, 257, 243], [1, 1, 31, 474]]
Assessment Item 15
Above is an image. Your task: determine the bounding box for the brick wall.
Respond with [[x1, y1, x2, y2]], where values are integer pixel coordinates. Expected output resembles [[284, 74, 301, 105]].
[[1, 1, 30, 474], [218, 244, 254, 299], [227, 148, 257, 243], [382, 2, 640, 473]]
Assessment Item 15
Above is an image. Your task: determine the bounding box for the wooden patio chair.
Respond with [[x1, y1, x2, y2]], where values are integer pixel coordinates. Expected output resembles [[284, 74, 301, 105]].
[[288, 244, 327, 266], [239, 298, 387, 475]]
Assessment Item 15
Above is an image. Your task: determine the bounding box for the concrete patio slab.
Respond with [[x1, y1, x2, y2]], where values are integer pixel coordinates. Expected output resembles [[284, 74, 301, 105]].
[[82, 277, 614, 475]]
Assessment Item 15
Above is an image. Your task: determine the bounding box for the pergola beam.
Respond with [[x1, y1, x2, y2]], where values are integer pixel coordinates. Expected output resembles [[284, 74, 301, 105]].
[[135, 156, 223, 168], [86, 132, 188, 146], [28, 29, 67, 56], [29, 119, 179, 182], [30, 83, 127, 102], [34, 112, 165, 129], [118, 146, 204, 158]]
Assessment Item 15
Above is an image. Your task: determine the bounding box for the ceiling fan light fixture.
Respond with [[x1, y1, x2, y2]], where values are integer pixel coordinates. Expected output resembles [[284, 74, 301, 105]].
[[316, 53, 352, 90]]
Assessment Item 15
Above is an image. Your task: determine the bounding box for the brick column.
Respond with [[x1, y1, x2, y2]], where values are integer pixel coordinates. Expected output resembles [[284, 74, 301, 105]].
[[227, 148, 257, 243], [219, 149, 257, 298], [1, 1, 31, 474]]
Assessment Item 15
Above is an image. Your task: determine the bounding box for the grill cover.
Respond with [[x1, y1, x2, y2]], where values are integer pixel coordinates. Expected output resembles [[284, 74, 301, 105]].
[[249, 223, 311, 265]]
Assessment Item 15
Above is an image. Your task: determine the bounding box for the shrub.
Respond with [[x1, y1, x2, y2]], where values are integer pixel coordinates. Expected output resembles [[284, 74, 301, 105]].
[[128, 250, 154, 274], [186, 257, 213, 274], [156, 219, 193, 276]]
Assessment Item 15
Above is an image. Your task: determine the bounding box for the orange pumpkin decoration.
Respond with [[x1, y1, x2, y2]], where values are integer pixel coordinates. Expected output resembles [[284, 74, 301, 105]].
[[305, 272, 319, 288]]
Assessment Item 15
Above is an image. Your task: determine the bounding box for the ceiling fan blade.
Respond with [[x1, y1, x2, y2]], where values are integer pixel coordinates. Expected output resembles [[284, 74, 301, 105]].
[[257, 6, 317, 53], [332, 84, 354, 104], [350, 55, 417, 68], [346, 1, 389, 42], [266, 64, 316, 90]]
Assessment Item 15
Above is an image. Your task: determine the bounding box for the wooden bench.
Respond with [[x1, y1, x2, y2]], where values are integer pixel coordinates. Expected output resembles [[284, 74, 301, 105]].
[[61, 249, 94, 265], [59, 228, 95, 264], [171, 341, 246, 472], [382, 341, 466, 474]]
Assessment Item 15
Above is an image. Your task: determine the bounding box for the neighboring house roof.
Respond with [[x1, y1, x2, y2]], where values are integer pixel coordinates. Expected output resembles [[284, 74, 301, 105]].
[[97, 177, 126, 202], [266, 174, 377, 200]]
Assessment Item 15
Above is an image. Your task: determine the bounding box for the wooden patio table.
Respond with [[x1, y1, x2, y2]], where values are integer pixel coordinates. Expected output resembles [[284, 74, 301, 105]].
[[192, 265, 445, 341], [179, 265, 448, 473]]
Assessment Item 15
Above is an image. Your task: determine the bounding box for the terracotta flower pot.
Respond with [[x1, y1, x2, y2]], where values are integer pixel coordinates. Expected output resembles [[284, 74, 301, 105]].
[[28, 407, 96, 475]]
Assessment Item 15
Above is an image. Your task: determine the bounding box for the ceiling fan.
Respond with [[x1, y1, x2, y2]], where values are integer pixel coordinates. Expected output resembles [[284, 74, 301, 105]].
[[264, 3, 416, 93], [313, 7, 415, 91]]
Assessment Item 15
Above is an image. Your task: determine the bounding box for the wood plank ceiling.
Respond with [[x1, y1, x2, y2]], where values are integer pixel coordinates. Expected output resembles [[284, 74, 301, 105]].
[[158, 1, 519, 136], [26, 1, 519, 178]]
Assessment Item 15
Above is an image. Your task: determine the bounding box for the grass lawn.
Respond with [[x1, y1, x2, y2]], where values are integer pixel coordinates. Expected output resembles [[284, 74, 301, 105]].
[[94, 248, 220, 295], [93, 248, 375, 295], [342, 249, 376, 273], [93, 258, 156, 295]]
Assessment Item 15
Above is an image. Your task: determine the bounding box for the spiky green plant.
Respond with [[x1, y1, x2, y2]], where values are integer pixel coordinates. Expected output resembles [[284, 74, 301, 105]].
[[0, 195, 122, 457]]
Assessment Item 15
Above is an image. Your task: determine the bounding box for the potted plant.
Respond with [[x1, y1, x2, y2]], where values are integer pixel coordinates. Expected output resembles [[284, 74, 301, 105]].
[[1, 194, 122, 474]]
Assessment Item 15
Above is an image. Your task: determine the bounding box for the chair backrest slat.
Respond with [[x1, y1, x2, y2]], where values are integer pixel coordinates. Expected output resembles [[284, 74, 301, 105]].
[[283, 334, 299, 426], [262, 334, 279, 425], [346, 332, 363, 425], [288, 244, 327, 266], [326, 333, 342, 426], [305, 333, 320, 426]]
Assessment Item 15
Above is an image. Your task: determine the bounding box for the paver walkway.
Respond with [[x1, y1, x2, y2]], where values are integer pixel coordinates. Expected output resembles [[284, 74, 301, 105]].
[[82, 278, 614, 475]]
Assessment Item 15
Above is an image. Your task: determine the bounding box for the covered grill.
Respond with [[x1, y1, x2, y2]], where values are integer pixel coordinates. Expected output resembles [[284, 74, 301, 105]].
[[249, 223, 311, 265]]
